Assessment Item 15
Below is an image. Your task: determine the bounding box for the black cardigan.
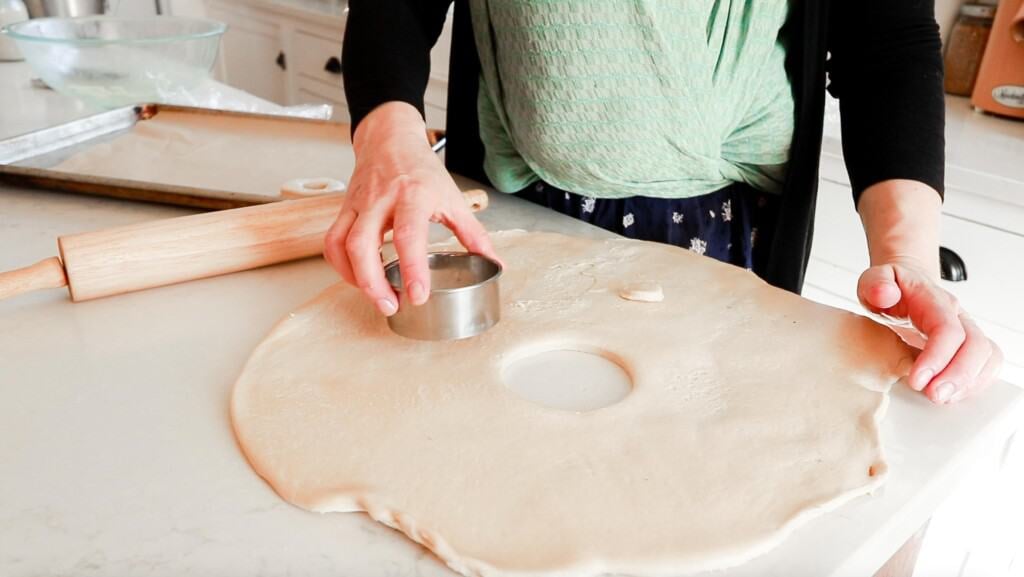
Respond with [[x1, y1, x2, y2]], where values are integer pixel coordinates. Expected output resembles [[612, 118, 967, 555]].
[[342, 0, 945, 293]]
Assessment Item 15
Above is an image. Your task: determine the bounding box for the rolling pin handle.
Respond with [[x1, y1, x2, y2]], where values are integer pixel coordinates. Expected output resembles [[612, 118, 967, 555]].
[[0, 257, 69, 301]]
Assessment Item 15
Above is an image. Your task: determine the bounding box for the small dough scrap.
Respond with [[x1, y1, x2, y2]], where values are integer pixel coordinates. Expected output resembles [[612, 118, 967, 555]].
[[618, 280, 664, 302], [232, 231, 913, 577]]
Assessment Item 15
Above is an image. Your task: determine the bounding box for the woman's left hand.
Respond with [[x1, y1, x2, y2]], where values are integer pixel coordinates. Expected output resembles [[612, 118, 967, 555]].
[[857, 260, 1003, 404]]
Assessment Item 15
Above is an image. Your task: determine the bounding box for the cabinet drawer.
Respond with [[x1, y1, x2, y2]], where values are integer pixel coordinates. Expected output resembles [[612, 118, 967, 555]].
[[292, 30, 345, 87]]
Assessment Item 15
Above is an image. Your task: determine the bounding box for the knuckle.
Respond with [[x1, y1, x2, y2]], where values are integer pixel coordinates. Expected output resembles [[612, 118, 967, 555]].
[[400, 266, 425, 285], [391, 222, 420, 244], [390, 175, 421, 198], [343, 182, 370, 205], [323, 244, 340, 267], [357, 283, 382, 299], [324, 228, 343, 253], [323, 234, 346, 261], [345, 233, 371, 255], [944, 323, 967, 344]]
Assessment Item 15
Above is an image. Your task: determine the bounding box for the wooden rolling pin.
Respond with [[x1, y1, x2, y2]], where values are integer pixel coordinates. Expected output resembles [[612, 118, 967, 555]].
[[0, 189, 488, 302]]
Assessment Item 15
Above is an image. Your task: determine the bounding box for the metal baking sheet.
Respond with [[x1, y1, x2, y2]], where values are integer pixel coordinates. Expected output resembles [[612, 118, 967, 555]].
[[0, 104, 349, 211]]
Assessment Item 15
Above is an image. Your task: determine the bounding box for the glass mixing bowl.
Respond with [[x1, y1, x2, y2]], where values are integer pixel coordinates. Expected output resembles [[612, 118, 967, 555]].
[[3, 16, 226, 109]]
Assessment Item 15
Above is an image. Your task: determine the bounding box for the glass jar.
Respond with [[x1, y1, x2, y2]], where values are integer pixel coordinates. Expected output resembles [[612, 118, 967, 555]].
[[944, 3, 997, 96]]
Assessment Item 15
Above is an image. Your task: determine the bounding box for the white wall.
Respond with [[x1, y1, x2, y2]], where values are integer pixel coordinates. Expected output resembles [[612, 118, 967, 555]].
[[936, 0, 964, 46], [105, 0, 159, 16], [104, 0, 204, 16], [163, 0, 206, 18], [106, 0, 965, 43]]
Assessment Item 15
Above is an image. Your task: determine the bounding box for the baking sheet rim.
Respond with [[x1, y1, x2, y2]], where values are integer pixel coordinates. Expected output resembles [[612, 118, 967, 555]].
[[0, 103, 351, 210]]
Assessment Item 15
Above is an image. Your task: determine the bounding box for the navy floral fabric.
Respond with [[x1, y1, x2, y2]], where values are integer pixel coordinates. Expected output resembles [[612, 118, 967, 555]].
[[517, 181, 780, 277]]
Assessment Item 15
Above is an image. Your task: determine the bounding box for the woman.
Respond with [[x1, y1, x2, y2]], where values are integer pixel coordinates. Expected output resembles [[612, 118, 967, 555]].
[[325, 0, 1001, 404]]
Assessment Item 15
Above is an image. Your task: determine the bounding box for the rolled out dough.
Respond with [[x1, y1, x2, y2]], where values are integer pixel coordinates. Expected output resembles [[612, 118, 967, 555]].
[[231, 231, 913, 577]]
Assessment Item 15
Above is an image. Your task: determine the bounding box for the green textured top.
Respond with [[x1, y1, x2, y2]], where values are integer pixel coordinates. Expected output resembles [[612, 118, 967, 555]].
[[470, 0, 795, 199]]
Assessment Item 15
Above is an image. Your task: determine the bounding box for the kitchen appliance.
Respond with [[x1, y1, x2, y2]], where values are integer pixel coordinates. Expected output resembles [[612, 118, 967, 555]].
[[971, 0, 1024, 118], [0, 189, 489, 302], [22, 0, 103, 18], [384, 253, 503, 341], [3, 16, 225, 109]]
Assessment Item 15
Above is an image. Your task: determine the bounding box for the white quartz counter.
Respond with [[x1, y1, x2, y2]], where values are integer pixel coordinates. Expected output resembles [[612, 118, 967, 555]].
[[2, 60, 1024, 577]]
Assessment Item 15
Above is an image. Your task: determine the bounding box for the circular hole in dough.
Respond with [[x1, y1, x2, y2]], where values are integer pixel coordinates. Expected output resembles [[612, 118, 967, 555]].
[[501, 349, 632, 412]]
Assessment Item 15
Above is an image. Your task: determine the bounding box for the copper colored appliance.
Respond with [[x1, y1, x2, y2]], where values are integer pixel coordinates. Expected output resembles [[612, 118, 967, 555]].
[[971, 0, 1024, 119]]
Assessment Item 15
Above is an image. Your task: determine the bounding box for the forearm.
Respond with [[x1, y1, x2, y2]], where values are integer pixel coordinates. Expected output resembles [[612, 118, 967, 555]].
[[829, 1, 945, 204], [342, 0, 452, 135], [857, 179, 941, 278]]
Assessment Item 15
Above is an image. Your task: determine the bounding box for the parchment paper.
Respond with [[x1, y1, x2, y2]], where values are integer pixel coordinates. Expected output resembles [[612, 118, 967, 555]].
[[52, 111, 356, 199]]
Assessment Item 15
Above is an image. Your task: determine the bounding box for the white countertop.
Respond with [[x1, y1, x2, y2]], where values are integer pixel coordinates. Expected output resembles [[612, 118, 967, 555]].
[[2, 60, 1024, 577], [0, 65, 97, 140]]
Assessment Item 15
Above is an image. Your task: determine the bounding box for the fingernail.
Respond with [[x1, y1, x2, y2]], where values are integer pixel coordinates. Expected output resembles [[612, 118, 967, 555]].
[[934, 382, 956, 404], [408, 281, 427, 306], [376, 298, 397, 316], [912, 368, 934, 391]]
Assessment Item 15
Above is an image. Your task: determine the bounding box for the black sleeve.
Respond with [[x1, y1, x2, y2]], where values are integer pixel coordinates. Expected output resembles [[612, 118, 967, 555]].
[[827, 0, 945, 203], [342, 0, 453, 135]]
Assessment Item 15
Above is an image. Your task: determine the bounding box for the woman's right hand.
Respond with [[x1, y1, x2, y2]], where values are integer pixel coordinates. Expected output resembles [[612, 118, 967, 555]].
[[324, 102, 499, 316]]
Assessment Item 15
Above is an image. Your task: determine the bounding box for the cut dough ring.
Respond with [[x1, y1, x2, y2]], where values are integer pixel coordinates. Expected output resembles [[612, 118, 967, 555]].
[[280, 177, 347, 199]]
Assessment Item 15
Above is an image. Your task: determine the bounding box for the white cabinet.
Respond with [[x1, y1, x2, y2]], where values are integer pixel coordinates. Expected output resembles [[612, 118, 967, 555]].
[[202, 0, 453, 128], [291, 29, 345, 89], [294, 80, 350, 123], [289, 27, 349, 122], [205, 3, 287, 104]]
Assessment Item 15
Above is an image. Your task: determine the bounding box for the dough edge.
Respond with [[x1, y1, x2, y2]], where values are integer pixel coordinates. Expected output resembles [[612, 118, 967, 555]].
[[231, 385, 895, 577]]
